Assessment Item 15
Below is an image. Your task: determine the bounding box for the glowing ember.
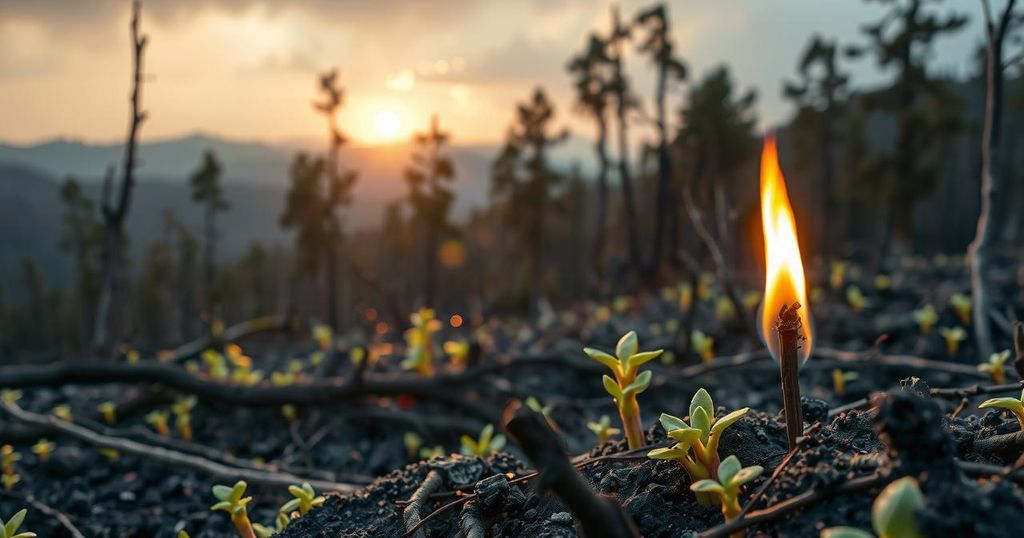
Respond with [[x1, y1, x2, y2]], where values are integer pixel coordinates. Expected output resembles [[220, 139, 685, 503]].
[[759, 135, 813, 362]]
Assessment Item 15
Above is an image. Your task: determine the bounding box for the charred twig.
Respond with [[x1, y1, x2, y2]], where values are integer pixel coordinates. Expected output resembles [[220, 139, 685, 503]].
[[0, 399, 356, 493], [403, 470, 444, 538], [170, 315, 295, 363], [828, 381, 1024, 418], [459, 500, 486, 538], [974, 431, 1024, 460], [0, 491, 85, 538], [1014, 321, 1024, 380], [776, 302, 805, 449], [506, 407, 638, 538], [956, 458, 1024, 483], [699, 472, 886, 538]]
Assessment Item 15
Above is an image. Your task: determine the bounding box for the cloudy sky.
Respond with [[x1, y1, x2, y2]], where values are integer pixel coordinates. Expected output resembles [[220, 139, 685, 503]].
[[0, 0, 985, 147]]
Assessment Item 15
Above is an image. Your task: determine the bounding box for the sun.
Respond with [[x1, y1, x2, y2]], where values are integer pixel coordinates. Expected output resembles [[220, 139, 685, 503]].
[[373, 110, 402, 141]]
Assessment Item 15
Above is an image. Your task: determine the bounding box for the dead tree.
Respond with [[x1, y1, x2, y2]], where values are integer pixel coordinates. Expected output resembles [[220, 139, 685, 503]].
[[93, 1, 147, 354], [970, 0, 1020, 359]]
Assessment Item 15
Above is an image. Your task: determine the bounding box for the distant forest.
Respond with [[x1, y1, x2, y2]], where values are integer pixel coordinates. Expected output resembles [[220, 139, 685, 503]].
[[2, 0, 1022, 360]]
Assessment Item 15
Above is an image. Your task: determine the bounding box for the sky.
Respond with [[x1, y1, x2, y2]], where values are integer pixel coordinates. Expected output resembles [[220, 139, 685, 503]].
[[0, 0, 988, 147]]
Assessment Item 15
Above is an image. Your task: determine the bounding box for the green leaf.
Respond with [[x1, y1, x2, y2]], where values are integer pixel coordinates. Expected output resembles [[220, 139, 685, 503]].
[[212, 485, 233, 501], [690, 388, 714, 421], [622, 370, 652, 396], [253, 524, 273, 538], [648, 446, 688, 460], [691, 406, 711, 439], [490, 434, 507, 453], [732, 465, 764, 486], [288, 485, 305, 499], [979, 397, 1024, 411], [690, 479, 725, 494], [718, 455, 742, 485], [668, 427, 702, 445], [459, 435, 476, 453], [302, 482, 315, 497], [479, 424, 494, 448], [627, 350, 664, 368], [5, 509, 27, 537], [229, 481, 247, 502], [711, 408, 749, 435], [211, 501, 233, 512], [602, 375, 623, 400], [281, 498, 301, 513], [820, 527, 875, 538], [872, 477, 925, 538], [616, 331, 638, 362], [659, 413, 688, 432], [583, 348, 620, 371]]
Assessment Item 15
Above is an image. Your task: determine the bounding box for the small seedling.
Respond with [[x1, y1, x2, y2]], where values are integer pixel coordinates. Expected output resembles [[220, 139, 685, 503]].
[[979, 388, 1024, 430], [586, 415, 621, 446], [98, 401, 117, 425], [742, 291, 762, 311], [202, 349, 230, 381], [1, 390, 21, 404], [253, 511, 290, 538], [145, 410, 171, 436], [714, 297, 736, 321], [938, 326, 966, 356], [832, 369, 858, 396], [583, 331, 662, 449], [649, 388, 749, 506], [230, 355, 264, 386], [911, 305, 937, 334], [172, 396, 197, 441], [678, 284, 693, 310], [312, 323, 333, 351], [280, 404, 297, 423], [691, 330, 715, 363], [51, 405, 72, 422], [99, 448, 120, 462], [443, 340, 470, 367], [281, 482, 326, 515], [0, 509, 36, 538], [526, 396, 558, 430], [873, 275, 892, 291], [613, 295, 632, 313], [977, 350, 1011, 384], [820, 476, 925, 538], [211, 480, 257, 538], [402, 308, 442, 377], [846, 286, 869, 312], [690, 455, 763, 522], [403, 432, 423, 459], [949, 293, 971, 326], [697, 273, 715, 301], [460, 424, 506, 458], [830, 261, 846, 291], [1, 445, 19, 491], [30, 439, 54, 463], [271, 371, 296, 386]]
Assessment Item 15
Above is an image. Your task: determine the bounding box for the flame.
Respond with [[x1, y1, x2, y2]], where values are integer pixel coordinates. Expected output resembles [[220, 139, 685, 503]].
[[759, 135, 813, 362]]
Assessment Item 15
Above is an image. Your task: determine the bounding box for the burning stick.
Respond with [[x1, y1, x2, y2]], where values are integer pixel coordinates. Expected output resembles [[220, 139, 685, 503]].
[[776, 302, 805, 450]]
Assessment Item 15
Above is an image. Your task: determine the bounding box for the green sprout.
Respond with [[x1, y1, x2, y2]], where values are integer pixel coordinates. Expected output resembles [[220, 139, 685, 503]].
[[172, 396, 197, 441], [714, 297, 736, 321], [202, 349, 230, 381], [51, 405, 72, 422], [402, 308, 441, 377], [911, 305, 938, 334], [949, 293, 971, 326], [98, 401, 117, 425], [443, 340, 471, 367], [460, 424, 506, 458], [977, 349, 1011, 384], [312, 323, 333, 351], [253, 511, 291, 538], [678, 283, 693, 310], [1, 445, 19, 492], [873, 275, 892, 291], [281, 482, 326, 515], [30, 440, 54, 463], [0, 390, 21, 405], [99, 448, 120, 462], [832, 369, 859, 396], [280, 404, 297, 423], [0, 509, 36, 538], [690, 455, 763, 522], [648, 389, 749, 506], [403, 432, 423, 460], [820, 476, 925, 538], [691, 330, 715, 363], [938, 326, 966, 356], [979, 388, 1024, 430], [145, 410, 171, 436], [846, 286, 870, 312], [830, 261, 846, 291], [270, 371, 296, 386], [583, 331, 663, 449], [211, 480, 257, 538], [586, 415, 621, 446], [526, 396, 558, 430], [697, 273, 715, 302]]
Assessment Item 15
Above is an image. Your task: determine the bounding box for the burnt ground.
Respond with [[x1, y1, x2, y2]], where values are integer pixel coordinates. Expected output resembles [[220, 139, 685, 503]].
[[1, 259, 1022, 536]]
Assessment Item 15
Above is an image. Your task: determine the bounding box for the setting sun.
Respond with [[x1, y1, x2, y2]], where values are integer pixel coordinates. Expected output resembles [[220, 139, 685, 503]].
[[373, 110, 402, 141]]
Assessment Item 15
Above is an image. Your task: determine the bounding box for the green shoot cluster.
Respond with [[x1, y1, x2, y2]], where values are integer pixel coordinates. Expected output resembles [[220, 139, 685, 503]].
[[402, 308, 442, 377], [460, 424, 506, 458], [648, 389, 749, 506], [690, 455, 763, 522], [1, 509, 35, 538]]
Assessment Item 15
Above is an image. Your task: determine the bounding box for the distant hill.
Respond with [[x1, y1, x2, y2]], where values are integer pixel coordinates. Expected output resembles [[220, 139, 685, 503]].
[[0, 132, 595, 294]]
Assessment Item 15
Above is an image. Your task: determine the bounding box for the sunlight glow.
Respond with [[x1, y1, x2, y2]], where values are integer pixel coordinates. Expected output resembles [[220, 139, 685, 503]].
[[373, 110, 402, 140]]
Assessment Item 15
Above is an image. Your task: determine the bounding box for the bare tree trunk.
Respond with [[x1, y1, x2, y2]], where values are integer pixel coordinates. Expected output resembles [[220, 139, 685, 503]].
[[424, 227, 437, 308], [611, 7, 641, 272], [969, 0, 1016, 359], [203, 203, 216, 318], [93, 2, 146, 355], [649, 64, 672, 282], [593, 115, 610, 294]]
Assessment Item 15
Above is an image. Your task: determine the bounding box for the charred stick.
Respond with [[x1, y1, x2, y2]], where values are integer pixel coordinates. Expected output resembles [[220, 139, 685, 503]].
[[1014, 321, 1024, 380], [776, 302, 804, 450], [973, 431, 1024, 460], [459, 501, 487, 538], [505, 407, 638, 538], [403, 470, 444, 538], [0, 400, 356, 493]]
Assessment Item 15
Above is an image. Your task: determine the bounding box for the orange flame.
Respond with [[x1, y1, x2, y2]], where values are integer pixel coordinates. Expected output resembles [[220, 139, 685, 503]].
[[759, 135, 813, 362]]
